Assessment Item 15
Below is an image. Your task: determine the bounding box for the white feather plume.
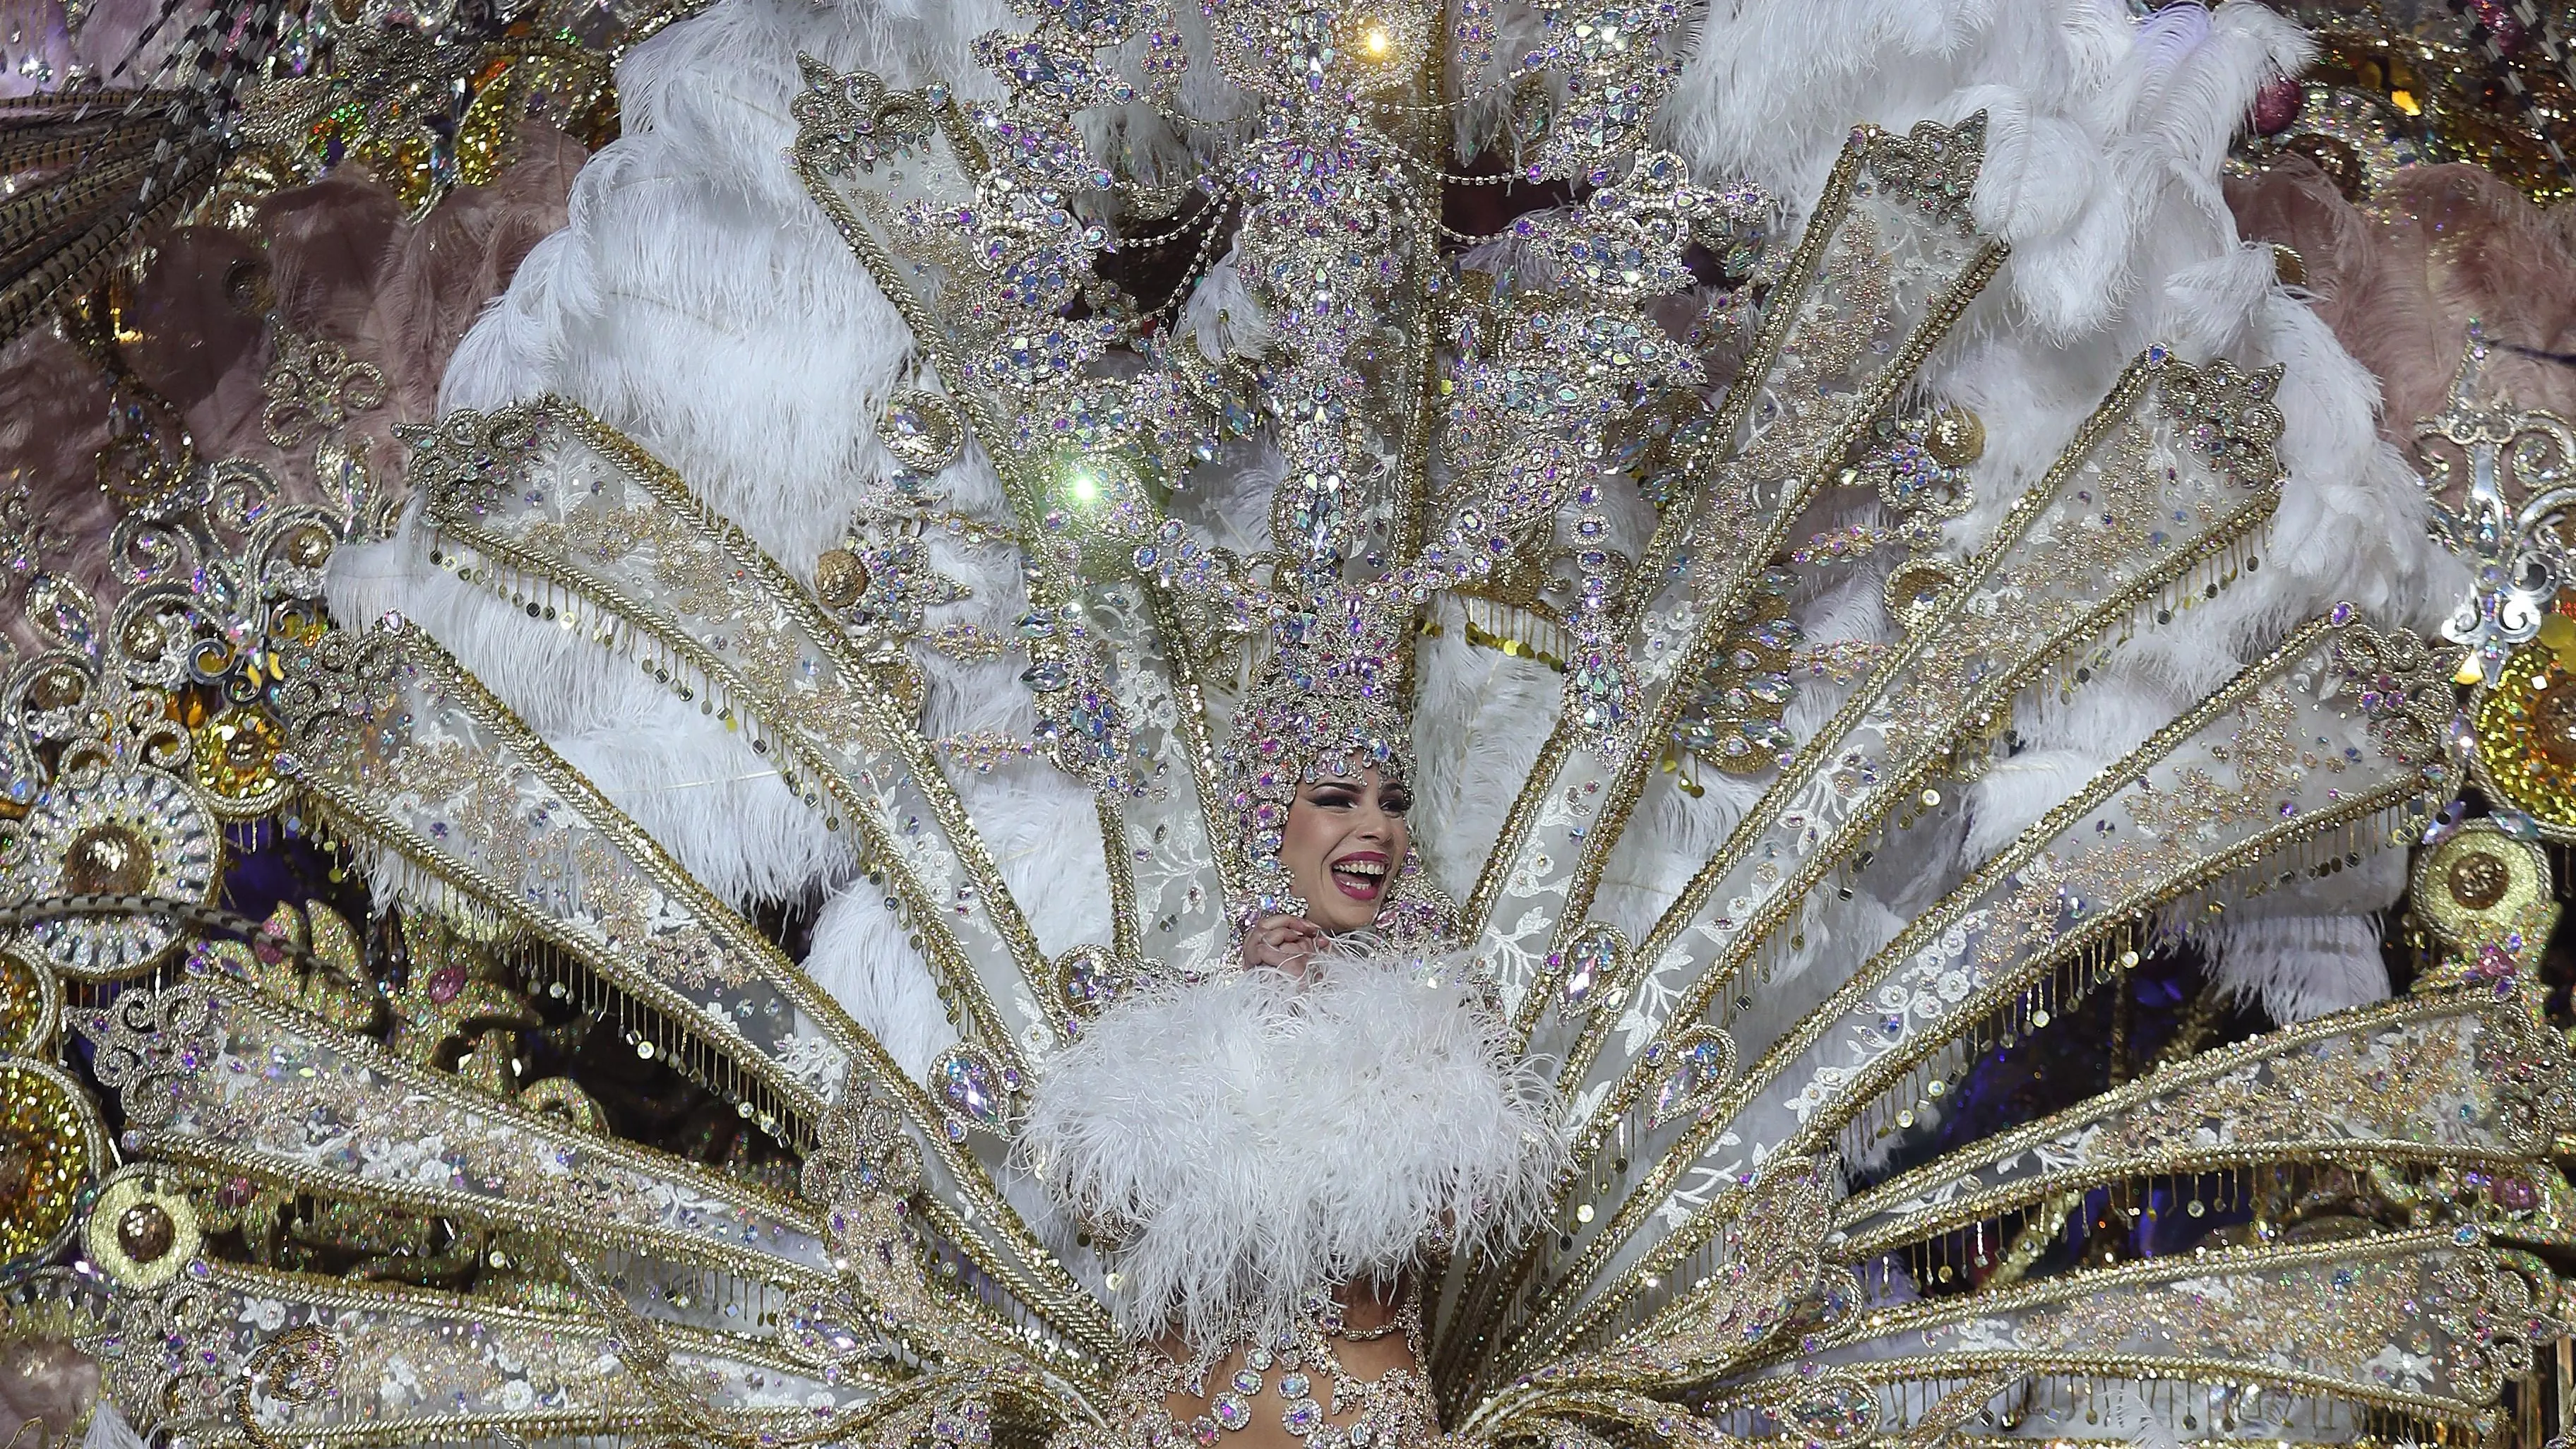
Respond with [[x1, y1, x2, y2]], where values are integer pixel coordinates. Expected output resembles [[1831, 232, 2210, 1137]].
[[81, 1404, 150, 1449], [1015, 953, 1565, 1346], [2195, 912, 2394, 1024]]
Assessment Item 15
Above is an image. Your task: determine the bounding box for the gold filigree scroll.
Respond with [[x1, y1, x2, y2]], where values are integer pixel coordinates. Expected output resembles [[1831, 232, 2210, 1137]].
[[1595, 352, 2291, 1107], [101, 1256, 862, 1446], [1460, 118, 2008, 1008], [1833, 990, 2576, 1260], [787, 1083, 1022, 1369], [1437, 117, 2012, 1397], [2413, 327, 2576, 686], [82, 974, 843, 1289], [1498, 614, 2452, 1387], [1833, 1235, 2557, 1424], [269, 621, 1123, 1366], [563, 1085, 1095, 1449], [408, 399, 1066, 1093]]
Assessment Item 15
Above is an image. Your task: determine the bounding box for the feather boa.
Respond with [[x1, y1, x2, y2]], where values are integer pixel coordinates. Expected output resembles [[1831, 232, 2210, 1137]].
[[1015, 953, 1563, 1347]]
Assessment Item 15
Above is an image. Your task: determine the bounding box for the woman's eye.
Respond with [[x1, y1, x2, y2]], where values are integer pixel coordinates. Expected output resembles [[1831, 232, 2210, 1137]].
[[1383, 796, 1412, 815]]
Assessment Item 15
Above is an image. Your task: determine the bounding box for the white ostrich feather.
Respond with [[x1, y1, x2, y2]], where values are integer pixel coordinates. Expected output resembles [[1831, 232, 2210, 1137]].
[[82, 1404, 150, 1449], [1016, 953, 1565, 1346]]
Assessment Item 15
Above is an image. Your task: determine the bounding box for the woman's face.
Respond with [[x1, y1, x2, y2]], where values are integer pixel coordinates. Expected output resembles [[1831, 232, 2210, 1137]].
[[1278, 768, 1412, 933]]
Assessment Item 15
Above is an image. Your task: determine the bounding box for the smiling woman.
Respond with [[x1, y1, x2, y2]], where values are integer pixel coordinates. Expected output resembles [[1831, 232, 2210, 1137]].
[[1246, 771, 1413, 961], [1203, 592, 1465, 957], [1014, 590, 1561, 1449]]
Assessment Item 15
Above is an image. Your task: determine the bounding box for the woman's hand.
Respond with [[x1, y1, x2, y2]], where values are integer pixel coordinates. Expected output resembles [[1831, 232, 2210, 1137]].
[[1241, 914, 1326, 977]]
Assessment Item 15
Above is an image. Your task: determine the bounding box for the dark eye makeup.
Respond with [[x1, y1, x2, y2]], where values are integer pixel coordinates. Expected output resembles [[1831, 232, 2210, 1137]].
[[1301, 783, 1409, 813]]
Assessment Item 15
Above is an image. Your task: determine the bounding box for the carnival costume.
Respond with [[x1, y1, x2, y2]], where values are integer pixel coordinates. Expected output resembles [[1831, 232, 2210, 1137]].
[[1, 0, 2575, 1445]]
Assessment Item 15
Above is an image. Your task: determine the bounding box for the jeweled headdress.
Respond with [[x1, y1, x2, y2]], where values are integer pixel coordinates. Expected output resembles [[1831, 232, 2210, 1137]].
[[791, 0, 1766, 772], [1212, 588, 1448, 940], [789, 0, 1763, 951]]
